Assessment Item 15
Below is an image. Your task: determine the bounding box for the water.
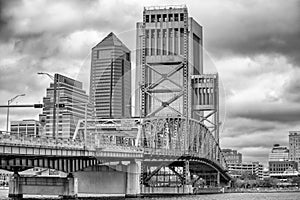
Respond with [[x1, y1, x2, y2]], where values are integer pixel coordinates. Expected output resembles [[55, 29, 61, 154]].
[[1, 189, 300, 200]]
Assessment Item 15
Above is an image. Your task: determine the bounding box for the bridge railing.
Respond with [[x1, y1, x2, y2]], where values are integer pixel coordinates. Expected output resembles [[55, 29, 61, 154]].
[[0, 134, 85, 149], [96, 141, 143, 153]]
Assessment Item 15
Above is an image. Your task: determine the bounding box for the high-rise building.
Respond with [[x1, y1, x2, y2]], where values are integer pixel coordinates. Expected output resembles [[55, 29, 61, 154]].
[[221, 149, 242, 164], [39, 73, 91, 139], [289, 131, 300, 170], [268, 144, 289, 162], [10, 119, 40, 137], [90, 32, 131, 119], [134, 5, 203, 118]]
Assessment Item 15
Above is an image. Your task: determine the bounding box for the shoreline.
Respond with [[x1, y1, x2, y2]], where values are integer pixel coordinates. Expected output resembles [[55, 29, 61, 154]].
[[226, 189, 300, 194]]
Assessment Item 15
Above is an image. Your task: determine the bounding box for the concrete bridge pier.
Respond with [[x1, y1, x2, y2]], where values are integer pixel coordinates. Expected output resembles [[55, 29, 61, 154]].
[[126, 161, 141, 197], [8, 172, 78, 199], [62, 173, 78, 199], [8, 171, 22, 200]]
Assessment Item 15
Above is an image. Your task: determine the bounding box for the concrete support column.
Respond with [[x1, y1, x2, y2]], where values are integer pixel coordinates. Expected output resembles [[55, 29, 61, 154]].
[[183, 161, 193, 194], [126, 161, 141, 197], [8, 171, 23, 200], [62, 173, 78, 199]]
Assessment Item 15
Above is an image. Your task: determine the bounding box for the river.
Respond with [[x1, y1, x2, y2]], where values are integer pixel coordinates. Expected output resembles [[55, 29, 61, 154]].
[[1, 189, 300, 200]]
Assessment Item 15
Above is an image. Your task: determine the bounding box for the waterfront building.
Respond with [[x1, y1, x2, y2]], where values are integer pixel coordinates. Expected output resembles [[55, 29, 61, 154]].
[[269, 160, 298, 177], [10, 119, 40, 137], [134, 5, 203, 118], [228, 162, 264, 180], [90, 32, 131, 119], [289, 131, 300, 170], [0, 169, 11, 187], [39, 74, 91, 139], [268, 144, 289, 161], [221, 149, 242, 164]]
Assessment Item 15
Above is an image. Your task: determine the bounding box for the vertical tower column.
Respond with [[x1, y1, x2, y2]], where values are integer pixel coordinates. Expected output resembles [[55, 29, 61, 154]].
[[183, 161, 193, 194]]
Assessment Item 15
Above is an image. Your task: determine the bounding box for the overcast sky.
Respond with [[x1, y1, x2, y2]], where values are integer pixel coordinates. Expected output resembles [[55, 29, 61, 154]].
[[0, 0, 299, 166]]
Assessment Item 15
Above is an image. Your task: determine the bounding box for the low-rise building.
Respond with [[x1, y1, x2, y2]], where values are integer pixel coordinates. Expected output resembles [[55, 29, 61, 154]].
[[269, 160, 298, 177], [228, 162, 264, 180], [10, 119, 40, 137], [222, 149, 242, 164]]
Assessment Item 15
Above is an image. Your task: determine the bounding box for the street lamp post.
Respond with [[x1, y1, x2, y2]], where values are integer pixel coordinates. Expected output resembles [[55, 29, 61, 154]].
[[37, 72, 58, 139], [6, 94, 26, 133]]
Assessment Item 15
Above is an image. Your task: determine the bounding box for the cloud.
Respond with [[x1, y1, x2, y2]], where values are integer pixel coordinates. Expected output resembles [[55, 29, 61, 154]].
[[202, 0, 300, 67], [1, 0, 300, 166]]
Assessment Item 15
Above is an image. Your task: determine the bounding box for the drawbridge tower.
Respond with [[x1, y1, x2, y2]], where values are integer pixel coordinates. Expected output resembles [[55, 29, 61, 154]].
[[135, 5, 219, 146]]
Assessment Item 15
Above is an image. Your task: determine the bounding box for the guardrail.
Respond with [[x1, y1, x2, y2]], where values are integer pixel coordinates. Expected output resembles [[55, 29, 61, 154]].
[[0, 134, 85, 149]]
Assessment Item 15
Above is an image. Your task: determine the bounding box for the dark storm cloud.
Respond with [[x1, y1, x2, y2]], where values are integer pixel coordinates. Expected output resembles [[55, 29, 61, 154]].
[[0, 0, 14, 41], [204, 0, 300, 66], [0, 0, 140, 42]]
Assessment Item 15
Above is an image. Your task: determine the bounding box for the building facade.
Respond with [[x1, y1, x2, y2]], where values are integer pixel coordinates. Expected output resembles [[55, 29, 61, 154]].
[[134, 5, 203, 118], [268, 144, 289, 162], [289, 131, 300, 170], [10, 119, 40, 137], [228, 162, 264, 180], [39, 74, 91, 139], [90, 32, 131, 119], [269, 161, 298, 176], [221, 149, 242, 164]]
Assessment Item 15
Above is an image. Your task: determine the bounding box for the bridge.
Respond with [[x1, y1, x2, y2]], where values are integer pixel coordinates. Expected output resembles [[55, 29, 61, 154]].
[[0, 5, 232, 199], [0, 116, 231, 198]]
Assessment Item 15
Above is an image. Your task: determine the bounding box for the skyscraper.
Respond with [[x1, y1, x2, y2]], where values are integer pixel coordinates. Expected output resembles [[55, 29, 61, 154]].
[[134, 5, 203, 118], [289, 131, 300, 170], [39, 73, 91, 139], [90, 32, 131, 119]]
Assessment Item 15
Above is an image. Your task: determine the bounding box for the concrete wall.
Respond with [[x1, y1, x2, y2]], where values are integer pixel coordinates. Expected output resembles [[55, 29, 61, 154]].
[[74, 167, 127, 195], [9, 175, 77, 198]]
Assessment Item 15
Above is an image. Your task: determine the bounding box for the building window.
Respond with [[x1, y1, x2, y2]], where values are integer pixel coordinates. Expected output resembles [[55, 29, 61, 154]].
[[163, 14, 167, 22], [126, 53, 130, 62], [151, 15, 155, 22], [157, 14, 162, 22], [168, 14, 173, 22], [180, 13, 184, 21], [174, 13, 179, 21]]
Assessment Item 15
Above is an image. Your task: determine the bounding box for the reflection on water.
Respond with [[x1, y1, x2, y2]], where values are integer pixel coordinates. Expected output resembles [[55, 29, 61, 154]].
[[1, 190, 300, 200]]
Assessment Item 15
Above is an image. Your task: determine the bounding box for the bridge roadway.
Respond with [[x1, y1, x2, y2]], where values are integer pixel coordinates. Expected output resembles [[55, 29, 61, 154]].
[[0, 127, 231, 198]]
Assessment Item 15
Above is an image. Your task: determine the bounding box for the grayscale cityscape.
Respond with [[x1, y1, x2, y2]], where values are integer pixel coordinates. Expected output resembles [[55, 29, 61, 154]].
[[0, 0, 299, 200]]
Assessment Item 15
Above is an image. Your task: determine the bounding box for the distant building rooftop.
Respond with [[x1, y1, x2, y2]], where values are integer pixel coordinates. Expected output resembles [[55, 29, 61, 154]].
[[144, 5, 186, 11]]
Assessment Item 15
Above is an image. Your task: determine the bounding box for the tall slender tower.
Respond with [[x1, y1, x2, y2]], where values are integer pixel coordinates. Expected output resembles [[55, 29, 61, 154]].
[[135, 5, 203, 118], [90, 32, 131, 119], [135, 5, 220, 146]]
